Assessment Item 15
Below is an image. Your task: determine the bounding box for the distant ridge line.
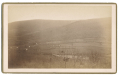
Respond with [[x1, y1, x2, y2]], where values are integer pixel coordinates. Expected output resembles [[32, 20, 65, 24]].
[[8, 17, 111, 24]]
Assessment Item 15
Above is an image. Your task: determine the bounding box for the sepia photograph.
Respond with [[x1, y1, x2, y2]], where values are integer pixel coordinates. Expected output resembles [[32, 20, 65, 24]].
[[2, 3, 116, 73]]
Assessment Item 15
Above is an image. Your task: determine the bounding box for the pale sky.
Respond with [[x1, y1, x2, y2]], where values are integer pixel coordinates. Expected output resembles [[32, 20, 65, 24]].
[[8, 4, 112, 23]]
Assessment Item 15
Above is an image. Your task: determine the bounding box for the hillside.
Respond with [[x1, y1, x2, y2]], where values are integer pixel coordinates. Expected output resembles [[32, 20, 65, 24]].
[[8, 20, 76, 45], [8, 17, 111, 45]]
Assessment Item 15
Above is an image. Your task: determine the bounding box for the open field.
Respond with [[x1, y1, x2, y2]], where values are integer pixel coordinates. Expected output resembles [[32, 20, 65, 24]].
[[8, 39, 111, 68]]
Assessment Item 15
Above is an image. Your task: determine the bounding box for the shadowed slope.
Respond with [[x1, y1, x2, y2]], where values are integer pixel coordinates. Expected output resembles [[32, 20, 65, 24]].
[[9, 17, 111, 43]]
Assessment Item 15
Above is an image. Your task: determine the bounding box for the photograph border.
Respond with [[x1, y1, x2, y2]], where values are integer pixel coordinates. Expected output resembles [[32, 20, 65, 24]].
[[1, 2, 117, 74]]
